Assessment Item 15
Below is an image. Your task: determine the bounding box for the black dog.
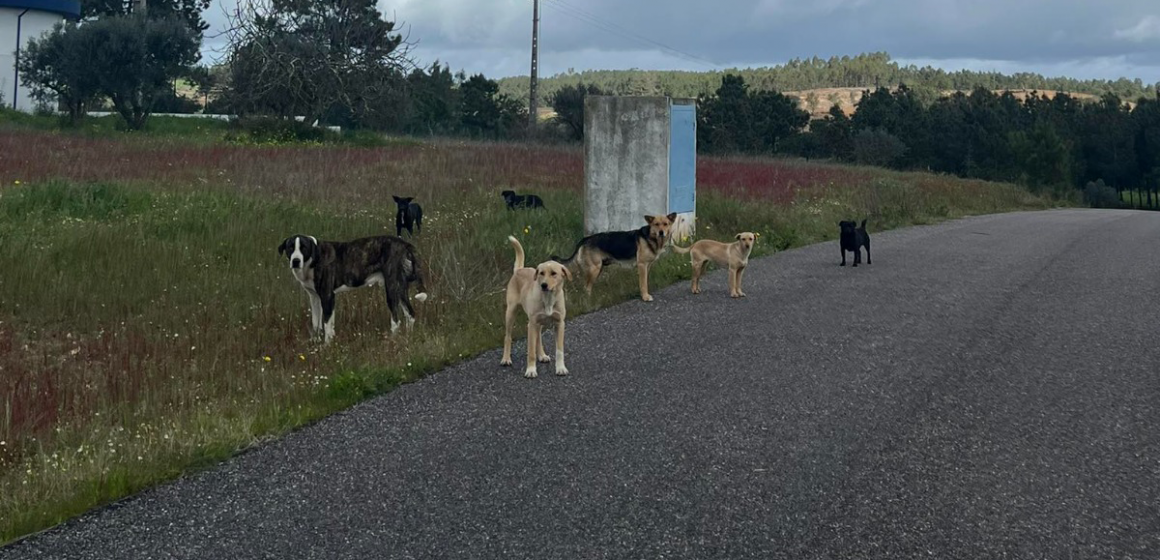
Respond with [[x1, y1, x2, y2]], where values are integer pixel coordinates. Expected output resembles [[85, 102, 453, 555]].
[[839, 219, 871, 267], [501, 190, 545, 210], [393, 196, 423, 237]]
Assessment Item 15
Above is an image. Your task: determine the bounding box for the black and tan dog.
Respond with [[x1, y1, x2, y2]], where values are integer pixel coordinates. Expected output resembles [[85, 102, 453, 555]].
[[279, 234, 428, 343], [839, 219, 871, 267], [551, 213, 677, 302], [393, 196, 423, 237], [672, 232, 756, 298], [500, 190, 545, 210], [502, 236, 570, 378]]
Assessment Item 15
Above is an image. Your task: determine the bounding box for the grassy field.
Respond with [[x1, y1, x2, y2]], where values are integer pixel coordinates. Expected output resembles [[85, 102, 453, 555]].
[[0, 119, 1064, 542]]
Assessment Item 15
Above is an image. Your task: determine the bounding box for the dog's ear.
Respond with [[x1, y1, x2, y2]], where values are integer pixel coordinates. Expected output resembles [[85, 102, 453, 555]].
[[644, 215, 655, 224], [558, 265, 572, 281], [278, 238, 287, 256], [736, 233, 743, 240], [666, 212, 678, 223], [392, 195, 401, 203]]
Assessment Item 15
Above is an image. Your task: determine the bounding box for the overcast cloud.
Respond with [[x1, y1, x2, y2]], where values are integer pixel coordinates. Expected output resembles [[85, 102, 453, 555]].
[[201, 0, 1160, 82]]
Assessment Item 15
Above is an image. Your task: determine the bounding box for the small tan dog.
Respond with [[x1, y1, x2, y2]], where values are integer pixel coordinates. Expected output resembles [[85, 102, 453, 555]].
[[502, 236, 570, 378], [671, 232, 756, 298]]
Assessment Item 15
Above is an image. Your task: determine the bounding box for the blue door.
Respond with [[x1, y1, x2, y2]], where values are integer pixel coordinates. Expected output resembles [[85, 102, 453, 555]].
[[668, 101, 696, 214]]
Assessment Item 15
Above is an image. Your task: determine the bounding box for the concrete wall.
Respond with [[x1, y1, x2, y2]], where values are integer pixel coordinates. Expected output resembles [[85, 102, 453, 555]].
[[584, 96, 671, 235], [0, 8, 64, 112]]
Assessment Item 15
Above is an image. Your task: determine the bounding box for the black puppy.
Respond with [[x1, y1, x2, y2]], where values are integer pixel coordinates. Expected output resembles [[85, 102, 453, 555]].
[[500, 190, 545, 210], [839, 219, 871, 267], [393, 196, 423, 237]]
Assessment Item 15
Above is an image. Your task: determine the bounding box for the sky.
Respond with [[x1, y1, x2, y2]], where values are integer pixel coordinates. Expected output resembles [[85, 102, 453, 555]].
[[200, 0, 1160, 83]]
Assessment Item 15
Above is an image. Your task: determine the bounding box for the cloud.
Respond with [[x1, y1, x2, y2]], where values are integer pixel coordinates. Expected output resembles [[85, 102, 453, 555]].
[[197, 0, 1160, 82], [1114, 15, 1160, 43]]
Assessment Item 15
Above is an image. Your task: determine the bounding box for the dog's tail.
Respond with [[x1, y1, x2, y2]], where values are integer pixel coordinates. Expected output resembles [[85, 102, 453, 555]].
[[670, 242, 692, 255], [508, 235, 525, 271], [405, 245, 428, 302], [859, 218, 868, 229], [549, 239, 584, 266]]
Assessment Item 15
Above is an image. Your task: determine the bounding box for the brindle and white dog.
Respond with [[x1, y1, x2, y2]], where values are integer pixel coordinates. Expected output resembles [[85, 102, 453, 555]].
[[278, 234, 428, 343]]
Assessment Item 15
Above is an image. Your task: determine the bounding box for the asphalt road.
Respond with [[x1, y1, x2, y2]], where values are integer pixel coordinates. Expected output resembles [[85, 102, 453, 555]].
[[5, 209, 1160, 559]]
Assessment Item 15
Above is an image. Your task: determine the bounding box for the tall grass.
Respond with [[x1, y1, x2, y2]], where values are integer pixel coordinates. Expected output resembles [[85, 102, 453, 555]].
[[0, 129, 1061, 542]]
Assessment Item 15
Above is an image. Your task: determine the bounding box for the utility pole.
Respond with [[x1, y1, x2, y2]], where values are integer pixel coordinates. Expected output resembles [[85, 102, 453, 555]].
[[528, 0, 540, 128]]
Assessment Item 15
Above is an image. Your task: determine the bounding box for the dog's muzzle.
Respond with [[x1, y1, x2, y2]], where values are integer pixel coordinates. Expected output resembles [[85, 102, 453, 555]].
[[291, 258, 301, 269], [541, 282, 550, 291]]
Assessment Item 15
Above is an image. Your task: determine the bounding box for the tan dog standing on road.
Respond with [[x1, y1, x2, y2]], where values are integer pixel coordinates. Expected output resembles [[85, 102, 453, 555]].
[[671, 232, 756, 298], [502, 236, 571, 378]]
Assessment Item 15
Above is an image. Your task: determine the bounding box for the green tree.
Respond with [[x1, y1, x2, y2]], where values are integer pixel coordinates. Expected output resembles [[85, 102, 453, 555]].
[[697, 74, 808, 154], [83, 15, 201, 129], [458, 74, 526, 138], [852, 128, 908, 167], [82, 0, 212, 38], [403, 63, 459, 135], [14, 21, 102, 124], [810, 105, 855, 160], [547, 82, 604, 141], [1009, 121, 1074, 191]]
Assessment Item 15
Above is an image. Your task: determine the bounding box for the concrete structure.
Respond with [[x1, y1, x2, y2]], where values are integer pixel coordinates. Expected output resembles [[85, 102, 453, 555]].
[[0, 0, 81, 112], [584, 95, 697, 239]]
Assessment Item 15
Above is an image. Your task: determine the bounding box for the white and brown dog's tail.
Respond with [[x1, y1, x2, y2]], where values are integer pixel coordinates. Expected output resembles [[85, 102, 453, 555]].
[[670, 242, 692, 255], [508, 235, 526, 271]]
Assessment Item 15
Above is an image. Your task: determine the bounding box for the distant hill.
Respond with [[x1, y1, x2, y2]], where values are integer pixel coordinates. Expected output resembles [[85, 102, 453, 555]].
[[499, 52, 1157, 112]]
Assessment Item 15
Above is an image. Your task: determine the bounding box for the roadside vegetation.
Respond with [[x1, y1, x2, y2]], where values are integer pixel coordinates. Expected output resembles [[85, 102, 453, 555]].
[[0, 123, 1064, 541]]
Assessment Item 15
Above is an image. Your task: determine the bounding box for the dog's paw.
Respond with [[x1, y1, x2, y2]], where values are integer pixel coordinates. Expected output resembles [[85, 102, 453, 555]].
[[523, 367, 538, 379], [538, 354, 551, 363], [840, 262, 846, 267], [730, 293, 741, 299], [500, 357, 512, 367], [555, 364, 569, 376], [739, 292, 747, 298], [641, 294, 654, 302]]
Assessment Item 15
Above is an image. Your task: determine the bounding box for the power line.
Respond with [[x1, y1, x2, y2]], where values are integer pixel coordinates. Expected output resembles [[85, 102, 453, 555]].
[[542, 0, 718, 69]]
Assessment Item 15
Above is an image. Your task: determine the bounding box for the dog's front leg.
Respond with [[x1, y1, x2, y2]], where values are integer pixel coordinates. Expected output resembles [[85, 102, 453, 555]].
[[554, 318, 568, 375], [501, 306, 516, 366], [307, 293, 324, 340], [728, 266, 739, 298], [637, 262, 653, 302], [524, 322, 539, 378], [865, 242, 871, 265], [321, 295, 337, 344], [735, 266, 747, 297], [536, 326, 551, 363], [853, 247, 861, 267], [840, 247, 847, 266]]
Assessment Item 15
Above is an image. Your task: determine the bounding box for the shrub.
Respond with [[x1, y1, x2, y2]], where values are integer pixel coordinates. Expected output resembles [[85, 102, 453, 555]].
[[852, 128, 908, 167], [1083, 179, 1121, 208]]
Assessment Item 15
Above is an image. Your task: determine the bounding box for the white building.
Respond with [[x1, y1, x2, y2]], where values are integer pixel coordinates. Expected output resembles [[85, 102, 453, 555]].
[[0, 0, 82, 112]]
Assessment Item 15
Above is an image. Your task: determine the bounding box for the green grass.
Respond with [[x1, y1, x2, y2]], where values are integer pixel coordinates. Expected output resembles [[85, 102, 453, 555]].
[[0, 134, 1064, 543]]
